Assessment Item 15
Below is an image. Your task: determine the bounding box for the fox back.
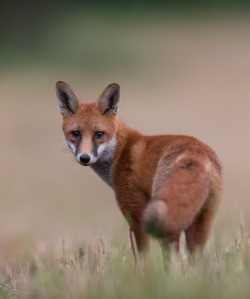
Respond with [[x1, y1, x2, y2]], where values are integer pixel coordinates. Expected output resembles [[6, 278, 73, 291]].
[[56, 81, 222, 259]]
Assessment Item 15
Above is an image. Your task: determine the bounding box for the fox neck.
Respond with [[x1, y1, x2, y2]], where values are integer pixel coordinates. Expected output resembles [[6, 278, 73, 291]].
[[90, 137, 116, 187], [90, 120, 140, 188]]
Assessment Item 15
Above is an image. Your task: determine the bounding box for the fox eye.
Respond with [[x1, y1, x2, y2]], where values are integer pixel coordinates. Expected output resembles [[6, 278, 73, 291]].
[[71, 131, 80, 138], [95, 131, 104, 139]]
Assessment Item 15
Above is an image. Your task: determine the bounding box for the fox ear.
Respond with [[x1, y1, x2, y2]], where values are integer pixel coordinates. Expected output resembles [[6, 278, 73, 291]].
[[56, 81, 80, 115], [97, 83, 120, 116]]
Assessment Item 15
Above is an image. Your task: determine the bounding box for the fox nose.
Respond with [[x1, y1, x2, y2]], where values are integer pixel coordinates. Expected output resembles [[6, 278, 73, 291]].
[[79, 154, 91, 164]]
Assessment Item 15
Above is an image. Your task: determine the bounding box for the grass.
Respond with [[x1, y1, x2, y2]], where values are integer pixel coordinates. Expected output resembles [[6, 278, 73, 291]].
[[0, 221, 250, 299]]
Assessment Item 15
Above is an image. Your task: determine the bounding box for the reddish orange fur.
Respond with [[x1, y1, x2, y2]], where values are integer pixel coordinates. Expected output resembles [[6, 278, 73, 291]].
[[56, 81, 222, 258]]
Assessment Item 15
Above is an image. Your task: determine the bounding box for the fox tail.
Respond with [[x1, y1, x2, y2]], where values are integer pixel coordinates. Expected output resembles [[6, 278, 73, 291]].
[[143, 154, 210, 238]]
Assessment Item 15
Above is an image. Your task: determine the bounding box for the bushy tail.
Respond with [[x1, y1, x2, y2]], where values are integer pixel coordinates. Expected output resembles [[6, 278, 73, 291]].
[[143, 154, 209, 238]]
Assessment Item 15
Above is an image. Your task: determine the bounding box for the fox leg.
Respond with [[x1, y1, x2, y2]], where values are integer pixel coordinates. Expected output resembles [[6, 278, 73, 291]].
[[160, 232, 181, 268], [129, 221, 149, 263], [115, 186, 149, 262], [185, 187, 221, 255], [160, 232, 180, 253], [185, 209, 211, 256]]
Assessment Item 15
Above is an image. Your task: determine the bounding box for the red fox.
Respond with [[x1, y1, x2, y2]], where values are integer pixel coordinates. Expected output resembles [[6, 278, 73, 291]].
[[56, 81, 222, 259]]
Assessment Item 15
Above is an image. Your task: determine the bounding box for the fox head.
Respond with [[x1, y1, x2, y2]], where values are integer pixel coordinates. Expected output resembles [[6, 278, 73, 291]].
[[56, 81, 120, 166]]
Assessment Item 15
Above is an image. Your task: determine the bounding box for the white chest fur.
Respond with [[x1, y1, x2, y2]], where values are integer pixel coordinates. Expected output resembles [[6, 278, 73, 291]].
[[90, 138, 116, 187]]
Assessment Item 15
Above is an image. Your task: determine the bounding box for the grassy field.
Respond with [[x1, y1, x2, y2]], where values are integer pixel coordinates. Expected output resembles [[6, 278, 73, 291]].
[[0, 225, 250, 299], [1, 9, 250, 299]]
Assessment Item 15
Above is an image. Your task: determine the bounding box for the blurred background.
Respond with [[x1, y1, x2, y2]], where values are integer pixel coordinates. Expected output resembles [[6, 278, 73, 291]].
[[0, 1, 250, 250]]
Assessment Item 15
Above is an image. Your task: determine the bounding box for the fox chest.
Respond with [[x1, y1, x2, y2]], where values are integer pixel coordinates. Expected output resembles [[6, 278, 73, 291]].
[[91, 159, 113, 187]]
